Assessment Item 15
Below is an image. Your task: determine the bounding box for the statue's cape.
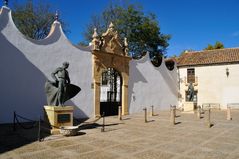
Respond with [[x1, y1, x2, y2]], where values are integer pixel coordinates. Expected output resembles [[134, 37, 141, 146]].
[[45, 81, 81, 106]]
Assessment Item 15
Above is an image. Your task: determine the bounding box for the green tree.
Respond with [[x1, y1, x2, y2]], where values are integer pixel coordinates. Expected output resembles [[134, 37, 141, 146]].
[[12, 0, 68, 40], [81, 2, 170, 59], [214, 41, 224, 49], [204, 41, 224, 50]]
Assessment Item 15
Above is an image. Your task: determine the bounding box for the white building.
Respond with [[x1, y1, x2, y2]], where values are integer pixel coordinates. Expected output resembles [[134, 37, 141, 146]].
[[177, 48, 239, 109]]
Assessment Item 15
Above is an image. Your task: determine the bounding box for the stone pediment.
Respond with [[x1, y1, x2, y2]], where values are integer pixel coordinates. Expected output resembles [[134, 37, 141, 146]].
[[91, 22, 129, 56]]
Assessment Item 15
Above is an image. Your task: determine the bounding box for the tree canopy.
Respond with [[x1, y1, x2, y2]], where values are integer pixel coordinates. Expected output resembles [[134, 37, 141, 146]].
[[81, 2, 170, 60], [204, 41, 224, 50], [12, 0, 68, 40]]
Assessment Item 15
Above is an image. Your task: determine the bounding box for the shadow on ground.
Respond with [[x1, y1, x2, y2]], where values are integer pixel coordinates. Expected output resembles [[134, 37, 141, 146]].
[[0, 123, 43, 154]]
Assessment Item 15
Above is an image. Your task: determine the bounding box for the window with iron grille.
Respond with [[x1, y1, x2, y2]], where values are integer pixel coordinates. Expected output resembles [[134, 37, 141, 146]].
[[187, 68, 195, 83]]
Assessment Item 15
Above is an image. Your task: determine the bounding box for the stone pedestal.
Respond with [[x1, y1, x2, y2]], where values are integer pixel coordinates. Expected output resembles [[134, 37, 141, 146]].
[[44, 106, 74, 134], [183, 102, 196, 113]]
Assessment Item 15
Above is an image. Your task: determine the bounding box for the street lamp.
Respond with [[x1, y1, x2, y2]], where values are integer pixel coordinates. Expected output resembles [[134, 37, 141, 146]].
[[226, 68, 229, 77]]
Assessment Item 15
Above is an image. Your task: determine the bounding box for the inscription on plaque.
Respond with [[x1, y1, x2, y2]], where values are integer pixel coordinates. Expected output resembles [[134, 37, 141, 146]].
[[58, 114, 71, 123]]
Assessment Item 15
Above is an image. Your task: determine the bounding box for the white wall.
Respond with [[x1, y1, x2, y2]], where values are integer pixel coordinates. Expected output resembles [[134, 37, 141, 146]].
[[179, 64, 239, 109], [0, 6, 179, 123], [0, 7, 93, 123], [128, 53, 178, 113]]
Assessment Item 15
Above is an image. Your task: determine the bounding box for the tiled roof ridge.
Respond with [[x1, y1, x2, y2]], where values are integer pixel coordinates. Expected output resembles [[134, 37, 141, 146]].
[[185, 47, 239, 54], [177, 47, 239, 67]]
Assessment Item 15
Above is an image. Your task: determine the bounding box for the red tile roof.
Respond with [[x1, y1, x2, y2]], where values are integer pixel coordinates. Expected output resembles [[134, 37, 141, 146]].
[[177, 48, 239, 67]]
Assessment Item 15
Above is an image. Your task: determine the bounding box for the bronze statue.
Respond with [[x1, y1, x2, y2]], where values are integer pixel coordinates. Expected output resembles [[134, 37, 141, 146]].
[[187, 82, 194, 102], [45, 62, 80, 106]]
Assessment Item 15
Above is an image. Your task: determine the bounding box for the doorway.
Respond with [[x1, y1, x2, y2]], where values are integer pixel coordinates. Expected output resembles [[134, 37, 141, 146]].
[[100, 68, 122, 116]]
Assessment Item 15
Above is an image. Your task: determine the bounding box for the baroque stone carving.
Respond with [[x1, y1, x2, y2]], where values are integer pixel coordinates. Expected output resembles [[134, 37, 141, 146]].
[[92, 28, 100, 51], [91, 22, 129, 56]]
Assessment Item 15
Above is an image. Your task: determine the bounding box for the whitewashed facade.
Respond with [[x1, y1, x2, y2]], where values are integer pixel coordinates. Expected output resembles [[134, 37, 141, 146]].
[[178, 49, 239, 110]]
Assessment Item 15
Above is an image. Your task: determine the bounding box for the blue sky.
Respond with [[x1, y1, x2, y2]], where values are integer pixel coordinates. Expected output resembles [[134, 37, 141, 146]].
[[5, 0, 239, 57]]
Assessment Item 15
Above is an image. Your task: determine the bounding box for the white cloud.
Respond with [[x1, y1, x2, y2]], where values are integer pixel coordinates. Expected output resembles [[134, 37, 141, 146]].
[[232, 31, 239, 37]]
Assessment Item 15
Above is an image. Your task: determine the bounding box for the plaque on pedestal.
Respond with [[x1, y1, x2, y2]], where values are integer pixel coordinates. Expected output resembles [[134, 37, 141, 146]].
[[44, 106, 74, 134], [183, 102, 196, 114]]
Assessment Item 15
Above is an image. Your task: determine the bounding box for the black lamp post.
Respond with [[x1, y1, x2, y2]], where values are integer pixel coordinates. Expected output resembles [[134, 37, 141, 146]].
[[226, 68, 229, 77]]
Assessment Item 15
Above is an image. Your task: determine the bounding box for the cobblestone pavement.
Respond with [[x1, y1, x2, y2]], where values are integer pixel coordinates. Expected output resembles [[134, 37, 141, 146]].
[[1, 110, 239, 159]]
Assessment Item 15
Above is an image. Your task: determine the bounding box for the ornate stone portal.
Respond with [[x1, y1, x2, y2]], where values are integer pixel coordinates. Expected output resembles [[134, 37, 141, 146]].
[[91, 23, 131, 117]]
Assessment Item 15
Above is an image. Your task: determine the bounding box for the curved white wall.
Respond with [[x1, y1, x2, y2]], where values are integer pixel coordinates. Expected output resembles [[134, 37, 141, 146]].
[[0, 7, 93, 123], [128, 53, 178, 113]]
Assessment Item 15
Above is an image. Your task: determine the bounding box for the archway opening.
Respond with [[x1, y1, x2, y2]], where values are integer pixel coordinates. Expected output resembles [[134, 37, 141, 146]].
[[100, 68, 122, 116]]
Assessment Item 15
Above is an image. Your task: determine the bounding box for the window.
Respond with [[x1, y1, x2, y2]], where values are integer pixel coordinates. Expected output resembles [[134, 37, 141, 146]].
[[101, 71, 108, 85], [187, 68, 195, 83]]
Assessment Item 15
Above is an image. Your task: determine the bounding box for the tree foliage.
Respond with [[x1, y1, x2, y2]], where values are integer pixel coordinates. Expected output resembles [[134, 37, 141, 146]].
[[204, 41, 224, 50], [12, 0, 68, 40], [82, 2, 170, 59]]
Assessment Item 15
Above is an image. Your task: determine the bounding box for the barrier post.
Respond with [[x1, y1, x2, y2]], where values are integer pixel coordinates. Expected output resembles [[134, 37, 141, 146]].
[[143, 108, 147, 123], [38, 116, 41, 142], [227, 106, 232, 120], [170, 106, 175, 125], [13, 111, 16, 131], [197, 106, 201, 119], [101, 112, 105, 132], [118, 106, 122, 120], [151, 105, 154, 116], [205, 108, 211, 128]]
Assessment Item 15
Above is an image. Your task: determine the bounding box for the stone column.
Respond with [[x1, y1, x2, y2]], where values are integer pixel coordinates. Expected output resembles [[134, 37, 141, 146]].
[[122, 84, 129, 115], [227, 107, 232, 120], [94, 81, 101, 118]]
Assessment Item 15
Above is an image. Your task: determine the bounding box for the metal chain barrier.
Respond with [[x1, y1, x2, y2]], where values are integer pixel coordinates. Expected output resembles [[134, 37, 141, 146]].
[[13, 111, 104, 142], [13, 111, 38, 130]]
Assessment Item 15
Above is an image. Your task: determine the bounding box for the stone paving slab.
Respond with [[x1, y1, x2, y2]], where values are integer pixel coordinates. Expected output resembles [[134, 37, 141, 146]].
[[1, 110, 239, 159]]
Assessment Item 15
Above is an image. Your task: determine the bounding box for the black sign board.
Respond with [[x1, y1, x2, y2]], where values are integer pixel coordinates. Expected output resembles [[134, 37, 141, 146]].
[[58, 114, 71, 123]]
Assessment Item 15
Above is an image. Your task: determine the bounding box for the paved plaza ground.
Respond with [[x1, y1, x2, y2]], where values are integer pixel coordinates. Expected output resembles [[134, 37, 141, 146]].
[[1, 110, 239, 159]]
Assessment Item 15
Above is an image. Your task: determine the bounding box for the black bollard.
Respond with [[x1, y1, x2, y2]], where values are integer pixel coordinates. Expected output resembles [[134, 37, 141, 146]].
[[38, 116, 41, 142], [101, 112, 105, 132], [13, 111, 16, 131]]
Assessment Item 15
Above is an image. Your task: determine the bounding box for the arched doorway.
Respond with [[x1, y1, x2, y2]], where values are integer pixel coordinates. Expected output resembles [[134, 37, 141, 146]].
[[91, 23, 131, 118], [100, 68, 122, 116]]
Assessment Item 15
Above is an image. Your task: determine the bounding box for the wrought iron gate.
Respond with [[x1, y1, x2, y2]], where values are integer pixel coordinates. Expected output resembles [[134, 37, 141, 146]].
[[100, 68, 122, 116]]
